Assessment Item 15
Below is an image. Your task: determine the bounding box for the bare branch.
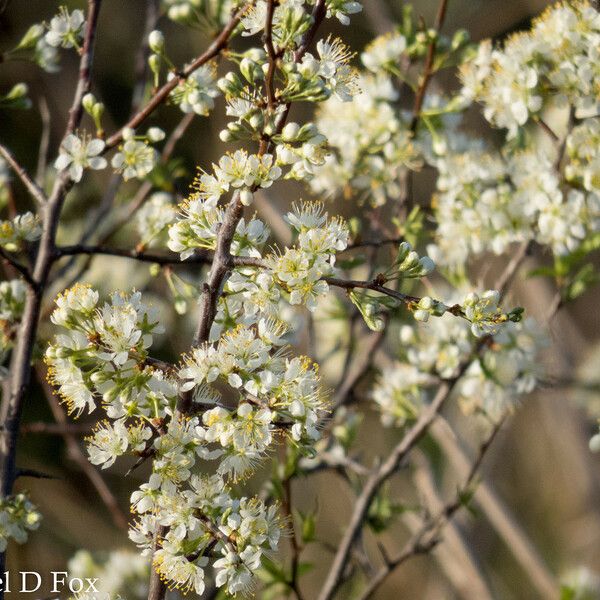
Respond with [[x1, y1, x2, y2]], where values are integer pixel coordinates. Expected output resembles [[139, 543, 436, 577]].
[[36, 96, 52, 186], [0, 247, 37, 289], [0, 142, 47, 206], [356, 420, 506, 600]]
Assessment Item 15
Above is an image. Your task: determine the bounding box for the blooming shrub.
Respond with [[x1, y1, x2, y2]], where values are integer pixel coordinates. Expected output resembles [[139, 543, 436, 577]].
[[0, 1, 599, 598]]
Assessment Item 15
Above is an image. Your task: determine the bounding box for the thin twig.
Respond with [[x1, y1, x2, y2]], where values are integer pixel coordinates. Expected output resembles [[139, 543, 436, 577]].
[[357, 420, 505, 600], [409, 0, 450, 133], [0, 143, 47, 206], [36, 96, 52, 186], [0, 247, 37, 289]]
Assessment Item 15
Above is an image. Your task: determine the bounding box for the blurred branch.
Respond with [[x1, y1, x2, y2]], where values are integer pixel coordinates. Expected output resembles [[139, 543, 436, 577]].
[[357, 420, 505, 600], [23, 422, 94, 435], [35, 365, 129, 531], [35, 96, 52, 186], [0, 142, 47, 206], [131, 0, 160, 112], [431, 418, 559, 599], [15, 468, 57, 480], [410, 0, 450, 133]]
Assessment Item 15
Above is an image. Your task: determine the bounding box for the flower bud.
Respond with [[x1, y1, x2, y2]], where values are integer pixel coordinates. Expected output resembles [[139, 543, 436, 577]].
[[248, 112, 264, 130], [148, 30, 165, 54], [282, 122, 300, 141], [419, 296, 433, 310], [219, 129, 234, 142], [15, 24, 44, 50], [82, 93, 96, 113], [174, 296, 187, 315], [122, 127, 135, 141], [147, 127, 165, 142], [413, 309, 430, 322], [240, 189, 253, 206]]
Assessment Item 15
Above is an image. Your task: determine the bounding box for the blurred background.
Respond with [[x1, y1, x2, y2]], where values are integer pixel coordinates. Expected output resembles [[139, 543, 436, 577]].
[[2, 0, 600, 598]]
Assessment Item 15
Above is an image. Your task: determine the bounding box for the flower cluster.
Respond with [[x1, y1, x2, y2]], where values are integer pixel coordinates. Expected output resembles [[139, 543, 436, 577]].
[[169, 65, 220, 116], [268, 201, 349, 310], [168, 194, 269, 260], [0, 211, 41, 251], [0, 493, 42, 552], [428, 142, 600, 266], [131, 474, 280, 596], [458, 318, 547, 419], [311, 72, 421, 206], [47, 281, 329, 594], [372, 308, 545, 425], [45, 285, 171, 417], [460, 2, 600, 137]]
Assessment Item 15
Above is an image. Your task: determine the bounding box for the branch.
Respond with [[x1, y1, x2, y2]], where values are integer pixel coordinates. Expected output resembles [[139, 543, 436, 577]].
[[0, 247, 37, 289], [318, 235, 530, 600], [54, 244, 265, 268], [0, 4, 104, 576], [22, 421, 93, 435], [356, 420, 505, 600], [263, 0, 278, 109], [409, 0, 450, 133], [105, 3, 251, 149], [0, 142, 47, 206], [35, 96, 52, 186]]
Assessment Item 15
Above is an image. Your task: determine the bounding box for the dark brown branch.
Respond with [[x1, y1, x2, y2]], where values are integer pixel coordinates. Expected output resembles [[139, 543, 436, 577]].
[[22, 422, 94, 435], [0, 3, 104, 585], [54, 244, 265, 268], [0, 247, 37, 289], [0, 143, 47, 206], [263, 0, 278, 109]]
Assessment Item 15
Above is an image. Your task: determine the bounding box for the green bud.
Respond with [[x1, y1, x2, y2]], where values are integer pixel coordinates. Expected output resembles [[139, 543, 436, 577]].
[[451, 29, 470, 50], [82, 93, 96, 114], [15, 24, 44, 50], [148, 30, 165, 54], [248, 112, 264, 130]]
